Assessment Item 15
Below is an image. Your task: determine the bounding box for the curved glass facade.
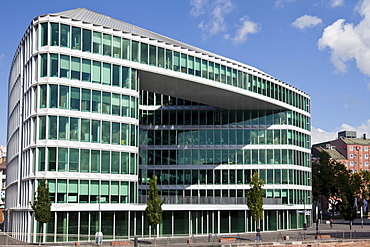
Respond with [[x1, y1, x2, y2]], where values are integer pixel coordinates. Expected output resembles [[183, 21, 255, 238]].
[[6, 8, 311, 243]]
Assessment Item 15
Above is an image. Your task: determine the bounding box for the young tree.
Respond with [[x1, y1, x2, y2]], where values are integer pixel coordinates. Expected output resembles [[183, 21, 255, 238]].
[[30, 178, 51, 245], [247, 172, 264, 228], [145, 175, 165, 243]]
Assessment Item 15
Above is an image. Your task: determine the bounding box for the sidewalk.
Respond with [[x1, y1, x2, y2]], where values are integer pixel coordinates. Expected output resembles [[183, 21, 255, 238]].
[[139, 218, 370, 246], [1, 219, 370, 246]]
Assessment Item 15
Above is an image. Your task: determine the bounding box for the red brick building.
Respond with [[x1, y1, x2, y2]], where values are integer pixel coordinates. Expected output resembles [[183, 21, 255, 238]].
[[312, 131, 370, 172]]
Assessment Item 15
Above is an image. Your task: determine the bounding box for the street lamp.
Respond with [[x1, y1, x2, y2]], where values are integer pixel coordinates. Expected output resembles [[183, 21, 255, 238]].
[[301, 198, 307, 239], [95, 195, 103, 246]]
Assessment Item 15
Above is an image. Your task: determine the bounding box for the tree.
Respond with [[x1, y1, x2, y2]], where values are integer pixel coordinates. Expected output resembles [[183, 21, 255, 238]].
[[247, 172, 264, 228], [30, 178, 51, 245], [312, 151, 350, 216], [145, 175, 165, 243], [340, 171, 363, 230], [312, 151, 364, 229], [357, 170, 370, 206]]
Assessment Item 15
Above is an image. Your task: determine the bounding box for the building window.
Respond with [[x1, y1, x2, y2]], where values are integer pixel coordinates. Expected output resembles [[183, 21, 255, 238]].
[[350, 154, 354, 158], [366, 162, 369, 167], [366, 154, 369, 159], [366, 147, 369, 151], [350, 161, 355, 166]]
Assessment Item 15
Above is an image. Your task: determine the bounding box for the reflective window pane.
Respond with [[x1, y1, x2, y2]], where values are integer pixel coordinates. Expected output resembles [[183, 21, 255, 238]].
[[59, 116, 68, 140], [81, 89, 91, 112], [60, 24, 70, 48], [140, 43, 148, 64], [70, 87, 80, 110], [49, 85, 58, 108], [92, 61, 101, 83], [71, 57, 80, 80], [102, 92, 111, 114], [82, 29, 92, 52], [101, 121, 111, 144], [41, 23, 48, 46], [149, 45, 156, 66], [93, 32, 102, 54], [59, 86, 69, 109], [131, 41, 139, 62], [103, 34, 112, 56], [102, 63, 111, 85], [158, 47, 164, 68], [70, 118, 80, 141], [122, 67, 130, 89], [92, 120, 100, 143], [60, 55, 70, 78], [39, 85, 47, 108], [82, 59, 91, 82], [69, 148, 79, 172], [50, 54, 58, 77], [81, 119, 90, 142], [92, 91, 101, 113], [112, 94, 120, 116], [50, 23, 59, 46], [48, 116, 57, 139], [72, 27, 81, 50], [122, 39, 130, 60], [58, 148, 68, 171]]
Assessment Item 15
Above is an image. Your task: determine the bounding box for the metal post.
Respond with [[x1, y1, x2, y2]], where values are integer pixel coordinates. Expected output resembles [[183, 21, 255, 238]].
[[134, 236, 138, 247], [304, 200, 306, 225], [98, 196, 101, 233], [95, 196, 103, 246]]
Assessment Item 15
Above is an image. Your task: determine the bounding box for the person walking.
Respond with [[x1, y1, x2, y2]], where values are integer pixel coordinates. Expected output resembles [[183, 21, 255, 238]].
[[255, 226, 262, 242], [330, 219, 333, 228]]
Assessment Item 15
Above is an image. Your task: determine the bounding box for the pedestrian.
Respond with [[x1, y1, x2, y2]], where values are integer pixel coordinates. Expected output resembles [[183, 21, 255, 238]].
[[255, 226, 262, 242], [330, 219, 333, 228]]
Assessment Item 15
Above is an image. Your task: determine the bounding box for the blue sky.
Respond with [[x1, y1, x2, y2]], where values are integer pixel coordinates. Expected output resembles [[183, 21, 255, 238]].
[[1, 0, 370, 145]]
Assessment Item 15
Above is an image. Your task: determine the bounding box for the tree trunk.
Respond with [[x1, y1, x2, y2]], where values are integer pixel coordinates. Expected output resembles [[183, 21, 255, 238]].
[[153, 226, 157, 245], [39, 224, 43, 246]]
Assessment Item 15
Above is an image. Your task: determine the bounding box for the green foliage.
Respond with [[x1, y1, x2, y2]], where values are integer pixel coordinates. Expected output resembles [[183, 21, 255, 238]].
[[312, 151, 350, 204], [145, 175, 164, 227], [340, 172, 362, 222], [340, 191, 357, 222], [313, 151, 365, 223], [247, 172, 264, 225], [30, 178, 51, 224], [358, 170, 370, 200]]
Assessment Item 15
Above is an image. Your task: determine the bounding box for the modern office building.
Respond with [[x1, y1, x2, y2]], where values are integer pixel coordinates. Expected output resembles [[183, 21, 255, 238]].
[[6, 8, 311, 243]]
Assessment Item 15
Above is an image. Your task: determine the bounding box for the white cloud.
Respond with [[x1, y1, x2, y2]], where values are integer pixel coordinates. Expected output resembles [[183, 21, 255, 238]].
[[330, 0, 344, 7], [190, 0, 208, 17], [275, 0, 296, 8], [340, 120, 370, 138], [311, 127, 337, 144], [191, 0, 234, 37], [318, 0, 370, 76], [232, 16, 260, 44], [292, 15, 322, 30], [312, 120, 370, 144]]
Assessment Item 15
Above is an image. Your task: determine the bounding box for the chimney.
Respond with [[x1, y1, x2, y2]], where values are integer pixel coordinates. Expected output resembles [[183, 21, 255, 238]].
[[364, 133, 367, 140]]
